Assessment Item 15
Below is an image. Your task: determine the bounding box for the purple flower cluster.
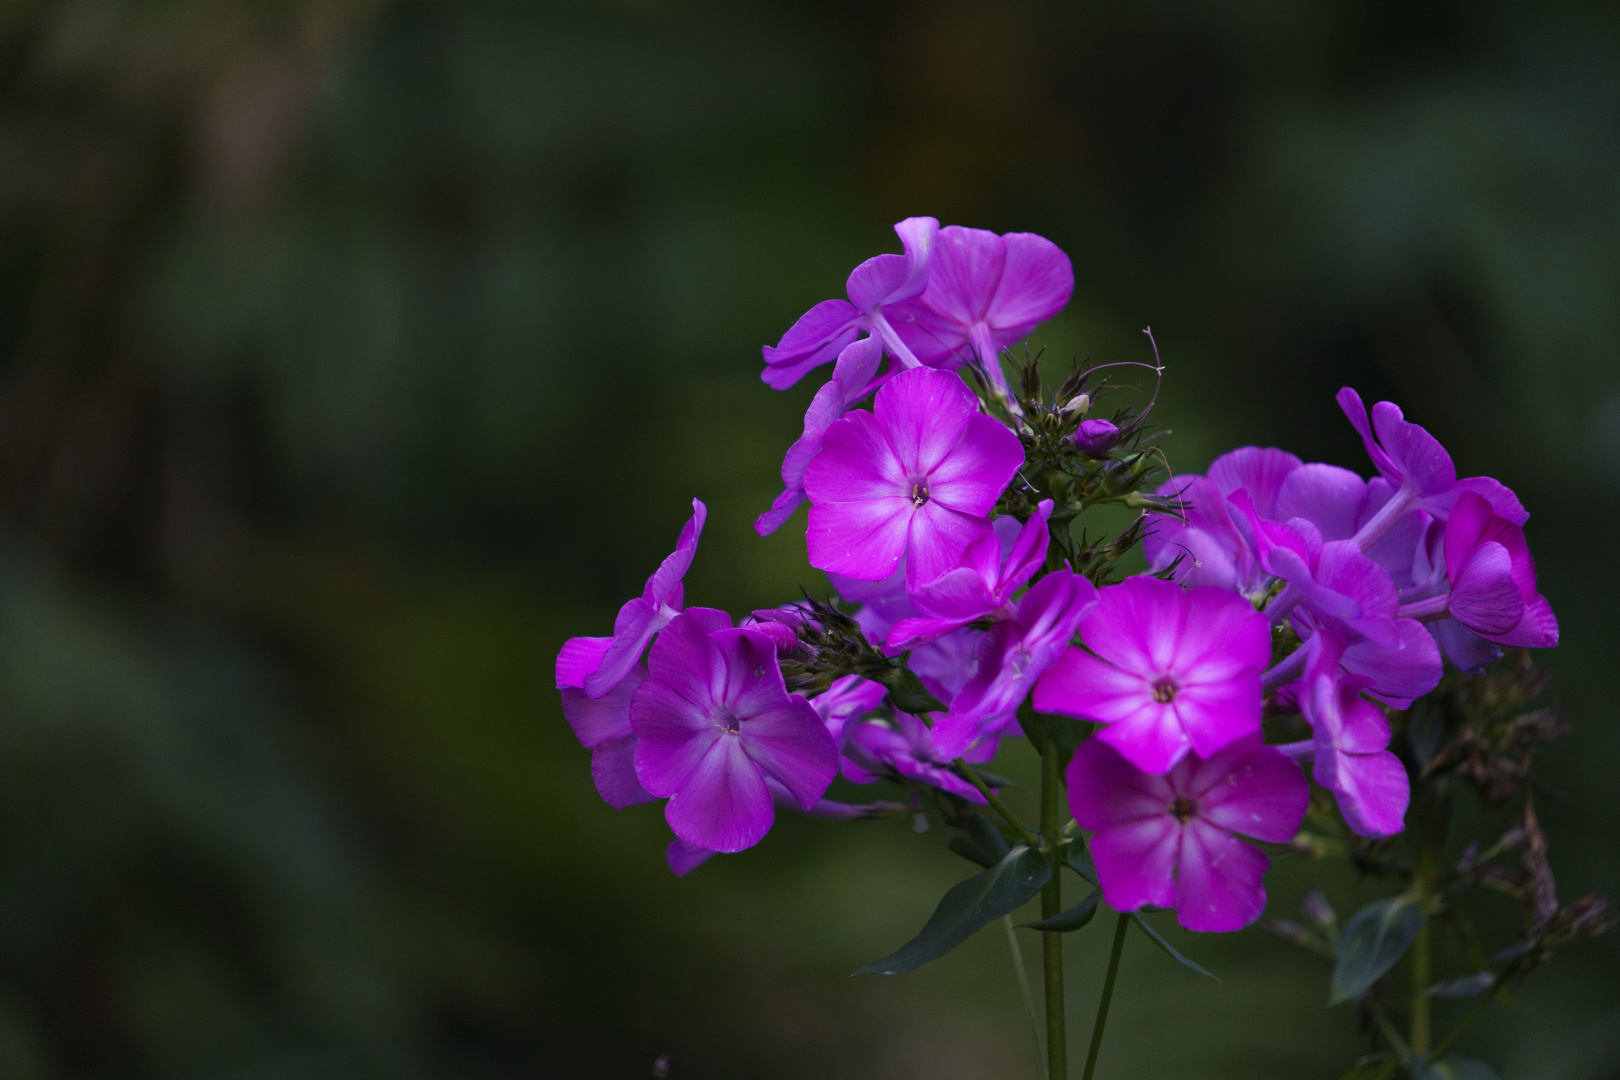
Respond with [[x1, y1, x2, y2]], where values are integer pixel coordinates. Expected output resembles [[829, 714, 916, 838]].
[[557, 218, 1559, 938]]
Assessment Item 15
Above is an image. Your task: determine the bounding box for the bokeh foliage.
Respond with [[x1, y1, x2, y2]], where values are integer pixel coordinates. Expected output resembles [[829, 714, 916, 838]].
[[0, 0, 1615, 1076]]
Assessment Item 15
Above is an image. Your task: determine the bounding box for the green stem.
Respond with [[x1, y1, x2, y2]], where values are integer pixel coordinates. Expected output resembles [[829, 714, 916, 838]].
[[1081, 913, 1130, 1080], [1426, 982, 1502, 1064], [1411, 918, 1432, 1056], [1368, 998, 1413, 1063], [955, 758, 1041, 848], [1003, 915, 1045, 1080], [1039, 735, 1067, 1080]]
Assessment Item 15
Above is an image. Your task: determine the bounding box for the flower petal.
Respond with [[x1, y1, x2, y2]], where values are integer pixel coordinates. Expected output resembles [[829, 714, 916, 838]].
[[1188, 743, 1309, 843], [1090, 817, 1180, 913], [1450, 541, 1524, 638], [807, 498, 914, 581], [739, 697, 839, 811], [663, 736, 774, 853], [631, 678, 724, 798], [924, 413, 1025, 516], [1066, 736, 1176, 831], [1173, 820, 1270, 932], [591, 735, 657, 808], [985, 232, 1073, 332]]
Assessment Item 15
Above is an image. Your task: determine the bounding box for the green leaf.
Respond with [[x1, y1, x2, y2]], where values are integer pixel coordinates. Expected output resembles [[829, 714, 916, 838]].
[[855, 845, 1052, 976], [1064, 842, 1098, 884], [882, 666, 948, 714], [1330, 895, 1426, 1004], [1131, 913, 1219, 982], [948, 816, 1011, 869], [1020, 712, 1090, 754], [1024, 890, 1100, 932], [1410, 1054, 1501, 1080], [1427, 972, 1496, 998]]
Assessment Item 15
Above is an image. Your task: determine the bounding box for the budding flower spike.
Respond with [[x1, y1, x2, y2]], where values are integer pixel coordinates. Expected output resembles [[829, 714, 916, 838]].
[[555, 219, 1596, 1080]]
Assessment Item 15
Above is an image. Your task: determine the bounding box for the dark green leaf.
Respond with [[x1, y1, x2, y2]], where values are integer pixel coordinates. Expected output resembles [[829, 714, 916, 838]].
[[1131, 913, 1219, 982], [1427, 972, 1496, 998], [882, 666, 948, 714], [1064, 843, 1098, 885], [1021, 712, 1090, 754], [1025, 890, 1100, 932], [965, 767, 1019, 789], [1330, 896, 1426, 1003], [1410, 1054, 1501, 1080], [855, 845, 1052, 975], [948, 816, 1011, 869]]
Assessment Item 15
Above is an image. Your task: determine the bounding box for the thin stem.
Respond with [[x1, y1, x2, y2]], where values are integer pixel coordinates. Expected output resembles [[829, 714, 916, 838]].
[[1351, 487, 1417, 552], [1082, 913, 1130, 1080], [1368, 998, 1413, 1062], [1397, 594, 1449, 621], [1264, 582, 1304, 625], [955, 758, 1041, 848], [1003, 915, 1045, 1080], [1426, 982, 1502, 1063], [1039, 734, 1067, 1080], [1411, 919, 1432, 1056]]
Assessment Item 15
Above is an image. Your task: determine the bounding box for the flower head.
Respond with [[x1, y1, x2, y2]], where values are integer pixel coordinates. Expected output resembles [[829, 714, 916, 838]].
[[630, 608, 838, 853], [1068, 735, 1308, 932], [841, 711, 987, 802], [1034, 576, 1270, 774], [889, 226, 1074, 397], [804, 367, 1024, 586]]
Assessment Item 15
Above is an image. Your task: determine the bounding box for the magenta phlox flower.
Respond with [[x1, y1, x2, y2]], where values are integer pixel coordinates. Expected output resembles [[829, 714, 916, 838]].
[[762, 217, 938, 390], [934, 570, 1098, 760], [841, 711, 987, 803], [1336, 388, 1527, 540], [630, 608, 838, 853], [1300, 634, 1410, 838], [1068, 735, 1308, 933], [888, 225, 1074, 398], [1144, 447, 1302, 598], [1439, 492, 1558, 648], [580, 498, 707, 698], [804, 367, 1024, 586], [811, 674, 887, 745], [1034, 576, 1269, 774], [886, 501, 1055, 651], [1228, 490, 1403, 651], [556, 636, 656, 808]]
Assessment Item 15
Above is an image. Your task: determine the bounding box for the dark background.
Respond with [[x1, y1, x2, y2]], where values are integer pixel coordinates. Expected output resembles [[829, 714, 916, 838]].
[[0, 1, 1616, 1077]]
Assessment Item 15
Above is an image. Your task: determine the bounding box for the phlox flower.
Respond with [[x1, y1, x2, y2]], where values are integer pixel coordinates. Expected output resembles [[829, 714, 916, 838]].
[[841, 711, 987, 803], [631, 608, 838, 853], [1336, 388, 1526, 545], [933, 569, 1098, 760], [888, 225, 1074, 398], [1068, 735, 1308, 933], [885, 500, 1054, 651], [762, 217, 938, 390], [810, 674, 888, 745], [804, 367, 1024, 586], [1299, 634, 1410, 838], [1145, 447, 1303, 598], [1438, 491, 1557, 648], [556, 636, 655, 808], [1034, 576, 1269, 774], [580, 498, 706, 698]]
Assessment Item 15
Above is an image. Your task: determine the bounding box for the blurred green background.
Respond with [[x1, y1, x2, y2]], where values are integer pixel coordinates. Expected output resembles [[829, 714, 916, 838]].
[[0, 1, 1616, 1076]]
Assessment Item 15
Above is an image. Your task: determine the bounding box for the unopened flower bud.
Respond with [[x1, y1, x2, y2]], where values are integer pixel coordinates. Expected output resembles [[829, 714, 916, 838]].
[[1062, 392, 1092, 416], [1072, 418, 1120, 454]]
